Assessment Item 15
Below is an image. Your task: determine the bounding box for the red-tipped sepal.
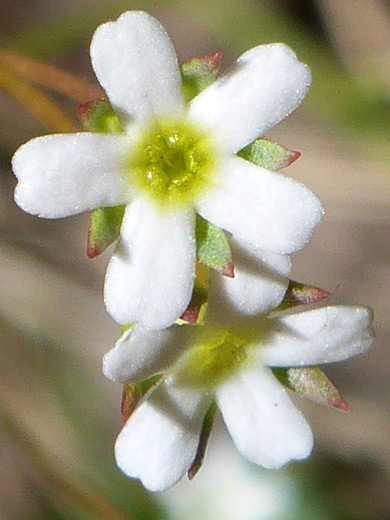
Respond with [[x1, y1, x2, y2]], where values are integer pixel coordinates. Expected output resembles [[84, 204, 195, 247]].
[[239, 138, 301, 171], [273, 367, 349, 411], [181, 52, 222, 102], [277, 280, 332, 310]]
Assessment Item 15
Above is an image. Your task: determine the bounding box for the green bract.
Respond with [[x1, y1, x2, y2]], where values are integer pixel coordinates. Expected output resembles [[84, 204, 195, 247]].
[[181, 53, 222, 103], [276, 280, 331, 310], [78, 99, 123, 134], [239, 138, 300, 171], [188, 401, 217, 480], [87, 205, 125, 258], [196, 215, 233, 276], [272, 367, 349, 411]]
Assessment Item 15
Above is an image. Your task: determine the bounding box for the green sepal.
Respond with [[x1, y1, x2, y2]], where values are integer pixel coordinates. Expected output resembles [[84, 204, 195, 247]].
[[178, 279, 208, 325], [272, 367, 349, 411], [181, 53, 222, 103], [121, 375, 162, 424], [78, 99, 124, 134], [188, 401, 216, 480], [238, 138, 301, 171], [196, 215, 234, 277], [87, 205, 125, 258], [276, 280, 331, 311]]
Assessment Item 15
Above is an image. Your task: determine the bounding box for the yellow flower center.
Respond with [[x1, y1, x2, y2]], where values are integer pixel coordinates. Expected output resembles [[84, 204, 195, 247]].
[[128, 120, 216, 207], [173, 330, 249, 390]]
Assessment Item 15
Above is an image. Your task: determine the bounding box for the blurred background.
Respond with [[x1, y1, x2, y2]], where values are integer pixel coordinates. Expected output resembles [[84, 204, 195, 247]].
[[0, 0, 389, 518]]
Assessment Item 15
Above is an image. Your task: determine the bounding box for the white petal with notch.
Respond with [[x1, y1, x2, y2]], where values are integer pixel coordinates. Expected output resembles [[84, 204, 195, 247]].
[[91, 11, 185, 129], [217, 366, 313, 468], [210, 238, 291, 318], [189, 44, 311, 154], [104, 198, 196, 329], [196, 155, 323, 255], [13, 133, 129, 218], [103, 326, 186, 383], [116, 381, 208, 492], [261, 306, 374, 367]]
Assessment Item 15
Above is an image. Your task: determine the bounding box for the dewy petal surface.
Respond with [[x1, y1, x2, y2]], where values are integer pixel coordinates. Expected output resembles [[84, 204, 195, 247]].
[[261, 306, 374, 367], [188, 44, 311, 154], [91, 11, 185, 129], [13, 134, 129, 218], [105, 198, 196, 329], [115, 381, 208, 492], [209, 238, 291, 318], [196, 156, 323, 254], [216, 366, 313, 468], [103, 326, 187, 383]]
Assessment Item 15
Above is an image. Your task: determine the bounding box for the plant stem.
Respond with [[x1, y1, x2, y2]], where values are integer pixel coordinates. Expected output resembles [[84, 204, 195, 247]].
[[0, 58, 79, 133], [0, 49, 104, 102]]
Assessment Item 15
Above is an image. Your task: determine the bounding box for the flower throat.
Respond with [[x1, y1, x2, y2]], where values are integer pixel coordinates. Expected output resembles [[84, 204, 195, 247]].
[[129, 120, 216, 207]]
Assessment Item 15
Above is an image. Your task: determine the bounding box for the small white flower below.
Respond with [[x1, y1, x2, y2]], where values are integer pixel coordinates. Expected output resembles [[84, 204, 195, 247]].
[[104, 303, 373, 491]]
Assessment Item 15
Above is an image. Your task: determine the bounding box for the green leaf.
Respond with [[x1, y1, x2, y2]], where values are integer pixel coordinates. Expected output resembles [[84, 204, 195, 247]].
[[196, 215, 234, 277], [78, 99, 123, 134], [188, 401, 216, 480], [181, 52, 222, 103], [276, 280, 331, 311], [238, 138, 300, 171], [272, 367, 349, 411], [121, 375, 162, 424], [178, 279, 208, 325], [87, 205, 125, 258]]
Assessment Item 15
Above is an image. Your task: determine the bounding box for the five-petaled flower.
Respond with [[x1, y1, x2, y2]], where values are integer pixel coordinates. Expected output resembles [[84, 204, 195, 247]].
[[12, 10, 323, 330], [103, 283, 374, 492]]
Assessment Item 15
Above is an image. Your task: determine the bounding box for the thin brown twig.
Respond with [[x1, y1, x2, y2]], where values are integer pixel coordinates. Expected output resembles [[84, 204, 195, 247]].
[[0, 58, 79, 133], [0, 49, 104, 102]]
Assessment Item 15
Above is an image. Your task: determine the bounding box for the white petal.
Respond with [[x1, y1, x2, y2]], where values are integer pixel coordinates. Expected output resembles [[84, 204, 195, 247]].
[[103, 326, 188, 383], [189, 44, 311, 154], [262, 306, 374, 367], [105, 198, 196, 329], [216, 366, 313, 468], [196, 156, 323, 254], [209, 238, 291, 319], [91, 11, 184, 129], [115, 381, 208, 492], [12, 133, 129, 218]]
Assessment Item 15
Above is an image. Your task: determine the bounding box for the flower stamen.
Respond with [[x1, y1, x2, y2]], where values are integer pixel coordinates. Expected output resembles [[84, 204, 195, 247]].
[[129, 120, 216, 207]]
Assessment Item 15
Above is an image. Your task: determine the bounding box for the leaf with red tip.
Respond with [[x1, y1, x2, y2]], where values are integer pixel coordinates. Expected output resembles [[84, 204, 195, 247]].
[[87, 205, 125, 258], [238, 138, 301, 171], [277, 280, 331, 310], [181, 52, 222, 102], [78, 99, 123, 134], [188, 401, 216, 480], [272, 367, 349, 411], [121, 375, 162, 424], [196, 215, 234, 277], [179, 280, 208, 325]]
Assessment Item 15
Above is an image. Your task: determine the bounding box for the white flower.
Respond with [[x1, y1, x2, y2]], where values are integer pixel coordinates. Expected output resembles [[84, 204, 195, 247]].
[[103, 299, 374, 492], [12, 11, 322, 330]]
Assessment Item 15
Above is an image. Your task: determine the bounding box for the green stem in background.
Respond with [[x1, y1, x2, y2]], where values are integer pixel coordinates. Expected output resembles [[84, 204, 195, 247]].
[[0, 49, 104, 103], [0, 57, 79, 133], [0, 401, 135, 520]]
